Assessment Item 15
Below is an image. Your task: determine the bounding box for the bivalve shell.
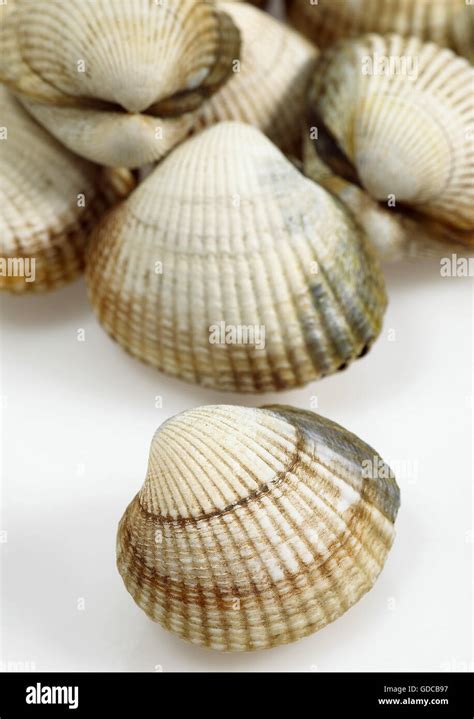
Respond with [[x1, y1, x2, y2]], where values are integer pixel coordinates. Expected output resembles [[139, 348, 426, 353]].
[[86, 122, 386, 392], [0, 88, 133, 293], [0, 0, 239, 111], [1, 1, 316, 167], [117, 404, 401, 651], [0, 0, 240, 168], [304, 34, 474, 259]]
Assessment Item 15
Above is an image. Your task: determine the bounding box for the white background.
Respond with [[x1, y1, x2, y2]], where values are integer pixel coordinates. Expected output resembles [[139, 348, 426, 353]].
[[1, 257, 472, 672]]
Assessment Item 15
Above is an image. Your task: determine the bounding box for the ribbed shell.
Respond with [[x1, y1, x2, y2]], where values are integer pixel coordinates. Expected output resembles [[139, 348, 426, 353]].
[[0, 88, 133, 293], [0, 0, 239, 168], [287, 0, 474, 63], [11, 2, 316, 167], [117, 404, 400, 651], [86, 122, 386, 392], [0, 0, 239, 112], [193, 2, 318, 155], [304, 34, 474, 257]]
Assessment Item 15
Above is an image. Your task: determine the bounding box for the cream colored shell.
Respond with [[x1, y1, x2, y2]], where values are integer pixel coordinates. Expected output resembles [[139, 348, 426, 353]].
[[117, 404, 400, 651], [86, 122, 386, 392], [2, 2, 316, 167], [287, 0, 474, 63], [193, 2, 317, 156], [0, 88, 133, 293], [304, 34, 474, 259], [0, 0, 240, 168], [0, 0, 239, 110]]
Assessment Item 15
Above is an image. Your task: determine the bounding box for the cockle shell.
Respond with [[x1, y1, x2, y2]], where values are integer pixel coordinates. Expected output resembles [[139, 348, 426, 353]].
[[86, 122, 386, 392], [0, 88, 134, 293], [0, 0, 239, 111], [0, 0, 240, 168], [0, 1, 316, 167], [117, 404, 401, 651], [303, 34, 474, 260], [287, 0, 474, 63]]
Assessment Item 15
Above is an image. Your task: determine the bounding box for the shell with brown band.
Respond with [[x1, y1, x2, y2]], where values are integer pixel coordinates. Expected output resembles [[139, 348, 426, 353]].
[[117, 404, 401, 651], [0, 87, 134, 293], [86, 122, 386, 392], [303, 34, 474, 260], [287, 0, 474, 63]]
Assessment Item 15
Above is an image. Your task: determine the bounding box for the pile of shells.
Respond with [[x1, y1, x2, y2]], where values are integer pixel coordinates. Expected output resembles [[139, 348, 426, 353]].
[[0, 0, 316, 167], [6, 0, 473, 652]]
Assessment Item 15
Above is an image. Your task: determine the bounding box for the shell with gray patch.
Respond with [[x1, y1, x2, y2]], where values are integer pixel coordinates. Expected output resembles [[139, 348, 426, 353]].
[[86, 121, 386, 392], [117, 404, 400, 651]]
